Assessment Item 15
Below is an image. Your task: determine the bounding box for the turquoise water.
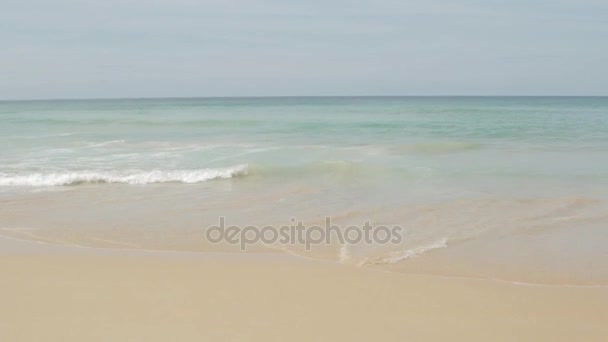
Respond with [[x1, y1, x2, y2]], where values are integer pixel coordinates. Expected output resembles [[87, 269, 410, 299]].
[[2, 97, 607, 191], [1, 97, 608, 284]]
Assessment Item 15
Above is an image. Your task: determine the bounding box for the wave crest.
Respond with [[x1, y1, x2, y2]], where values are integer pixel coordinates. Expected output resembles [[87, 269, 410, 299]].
[[0, 164, 249, 186]]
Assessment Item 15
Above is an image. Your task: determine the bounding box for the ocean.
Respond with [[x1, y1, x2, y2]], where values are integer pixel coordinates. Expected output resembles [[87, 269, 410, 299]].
[[1, 96, 607, 285]]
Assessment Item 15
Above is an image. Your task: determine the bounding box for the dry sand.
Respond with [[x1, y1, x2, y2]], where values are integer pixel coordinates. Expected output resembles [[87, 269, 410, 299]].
[[1, 237, 607, 341]]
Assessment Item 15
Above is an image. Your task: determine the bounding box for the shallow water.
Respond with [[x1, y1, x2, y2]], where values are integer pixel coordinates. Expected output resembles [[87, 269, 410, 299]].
[[1, 96, 607, 284]]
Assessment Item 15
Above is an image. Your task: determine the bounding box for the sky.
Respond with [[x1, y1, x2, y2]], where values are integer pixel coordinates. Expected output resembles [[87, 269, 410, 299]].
[[1, 0, 607, 99]]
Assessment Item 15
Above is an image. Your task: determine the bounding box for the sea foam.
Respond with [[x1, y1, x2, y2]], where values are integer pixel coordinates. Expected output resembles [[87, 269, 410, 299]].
[[0, 164, 248, 186], [358, 238, 448, 266]]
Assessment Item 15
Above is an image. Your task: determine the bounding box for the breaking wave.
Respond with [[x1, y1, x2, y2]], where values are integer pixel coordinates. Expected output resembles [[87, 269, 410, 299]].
[[0, 164, 249, 186]]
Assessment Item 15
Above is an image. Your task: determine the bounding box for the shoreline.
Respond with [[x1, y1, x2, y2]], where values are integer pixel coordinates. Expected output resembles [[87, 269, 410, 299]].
[[1, 232, 606, 288], [1, 236, 607, 341]]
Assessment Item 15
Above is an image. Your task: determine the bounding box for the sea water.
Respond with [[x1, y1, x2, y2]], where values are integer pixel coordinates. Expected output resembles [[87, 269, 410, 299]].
[[1, 97, 607, 284]]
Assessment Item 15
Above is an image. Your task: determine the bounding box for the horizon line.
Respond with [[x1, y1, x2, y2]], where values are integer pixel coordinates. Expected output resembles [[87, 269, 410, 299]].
[[1, 95, 607, 102]]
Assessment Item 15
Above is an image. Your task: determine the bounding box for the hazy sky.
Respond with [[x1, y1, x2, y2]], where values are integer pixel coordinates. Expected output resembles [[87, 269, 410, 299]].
[[2, 0, 607, 99]]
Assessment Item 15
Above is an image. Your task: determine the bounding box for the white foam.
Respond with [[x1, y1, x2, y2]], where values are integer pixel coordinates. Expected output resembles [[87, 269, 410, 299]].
[[0, 164, 248, 186], [358, 238, 448, 266], [338, 244, 352, 263], [86, 140, 126, 148]]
